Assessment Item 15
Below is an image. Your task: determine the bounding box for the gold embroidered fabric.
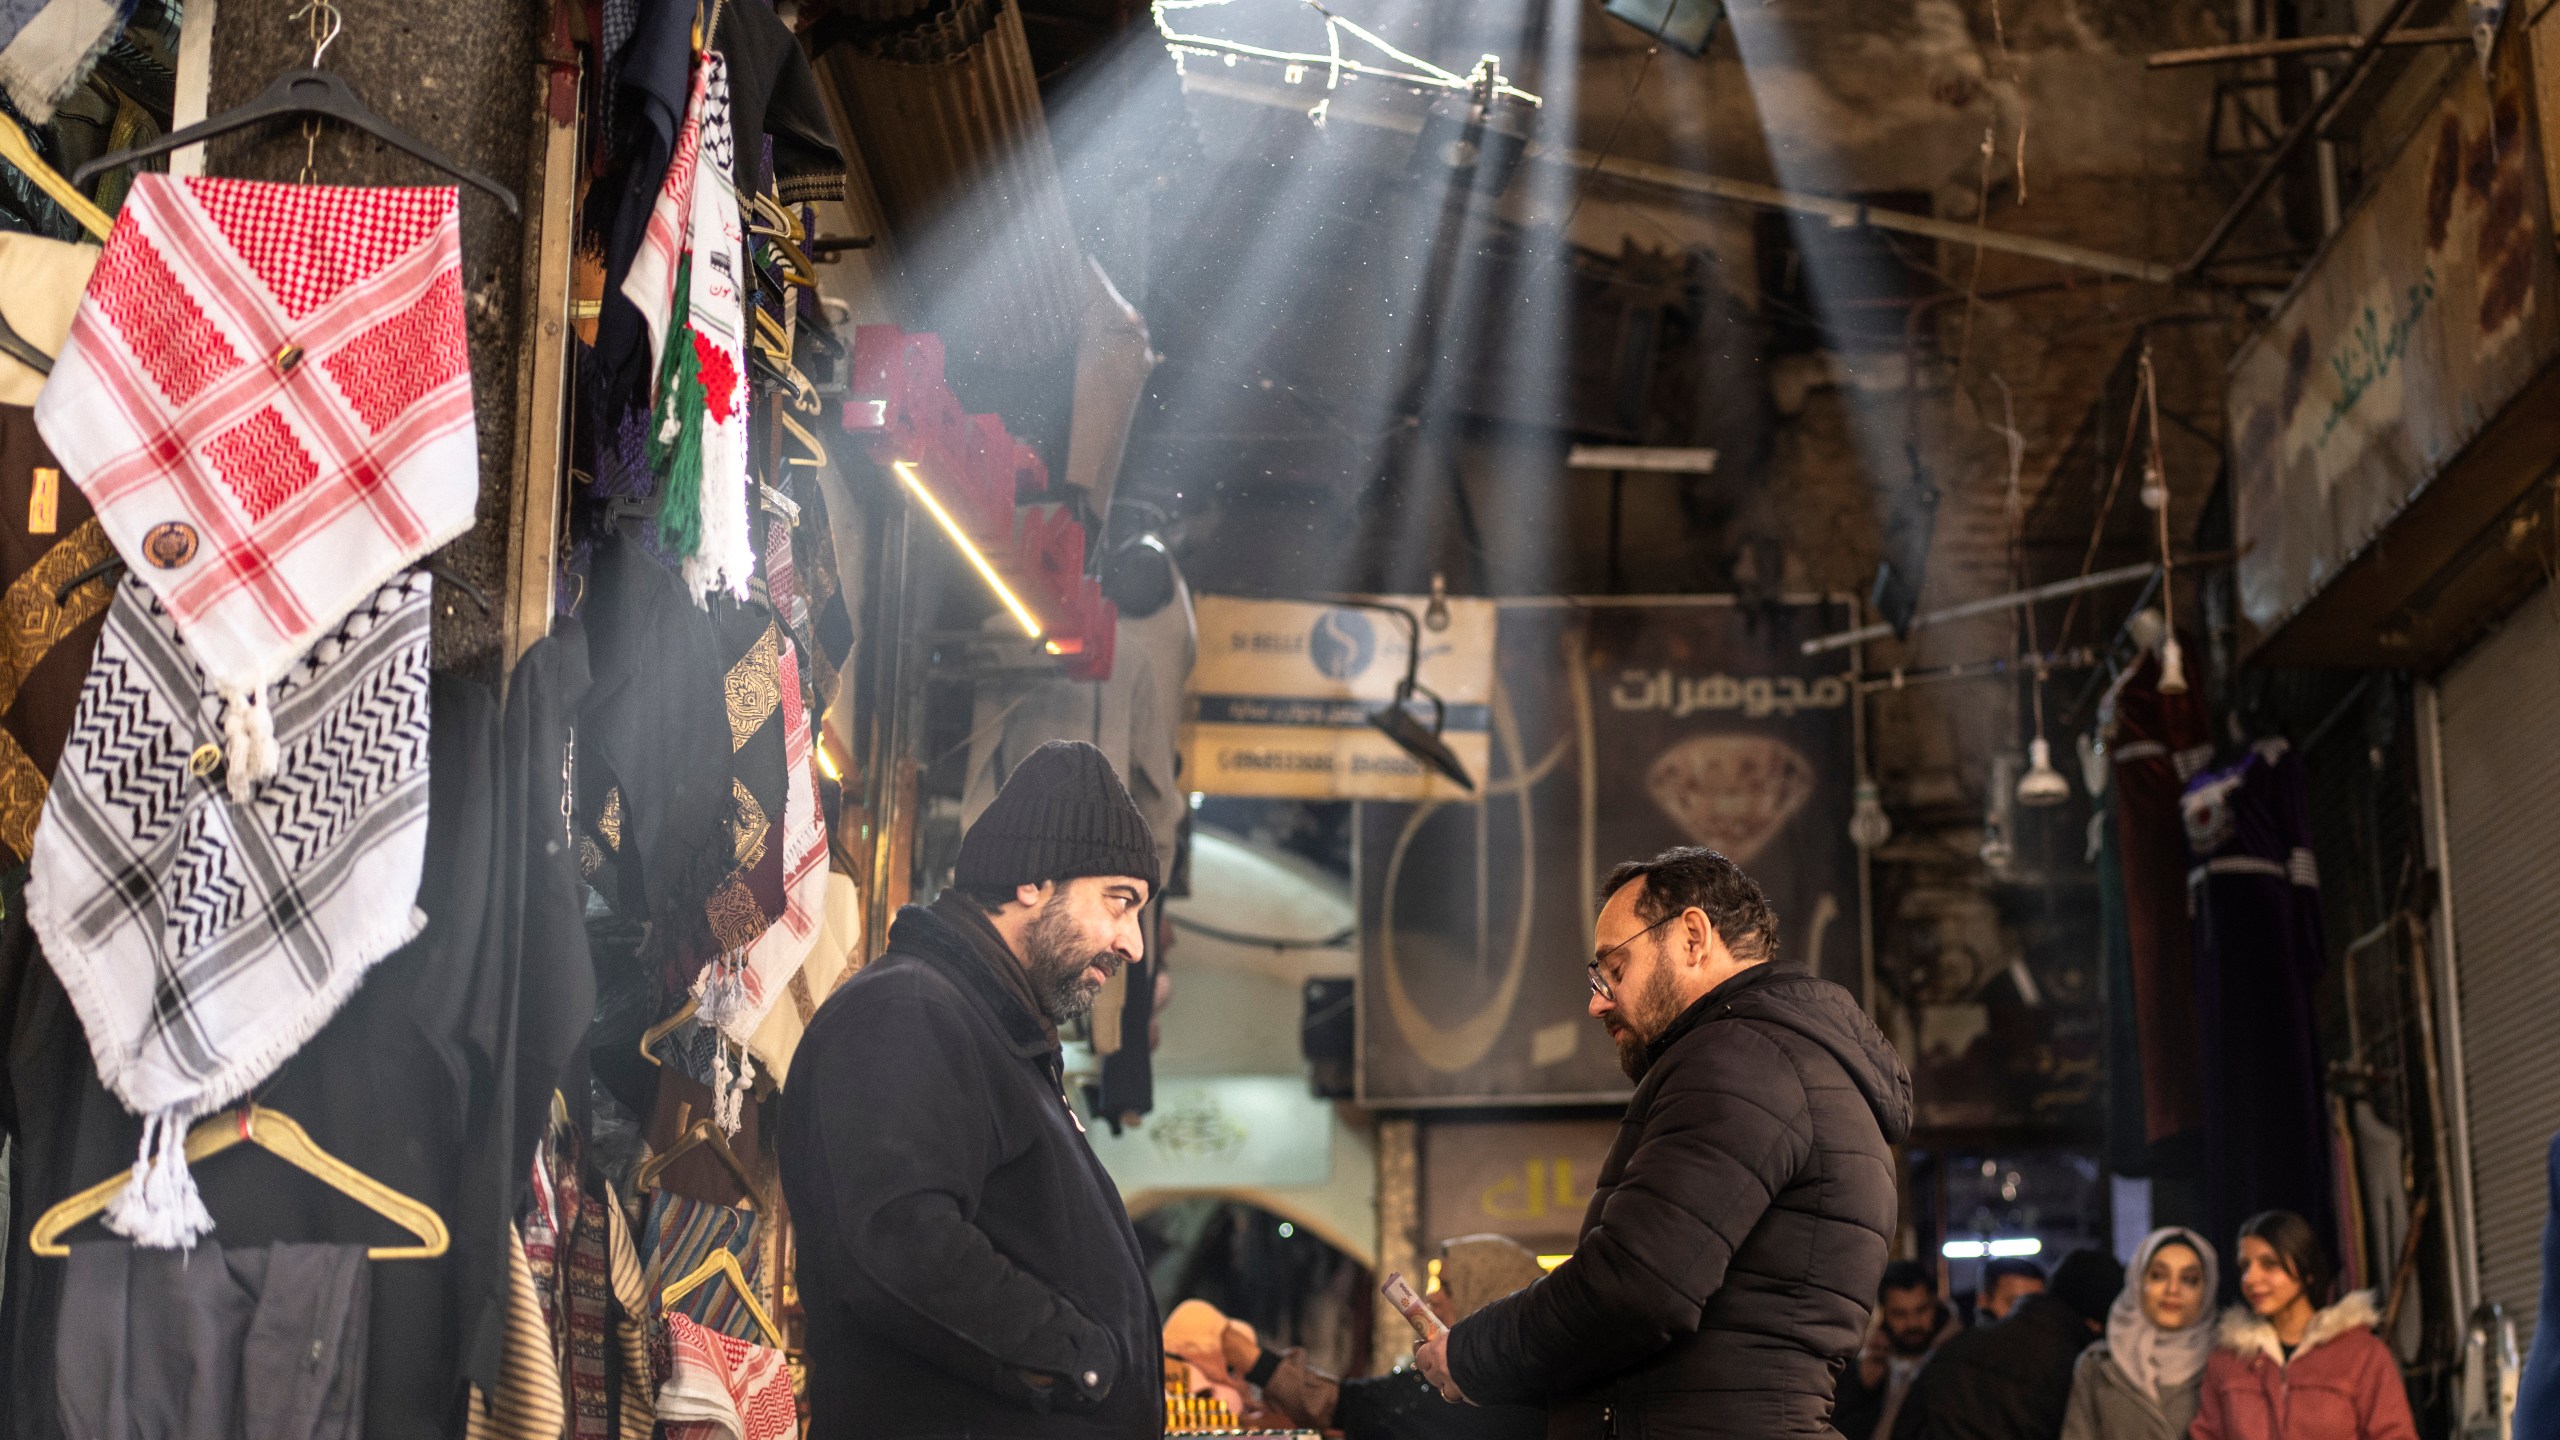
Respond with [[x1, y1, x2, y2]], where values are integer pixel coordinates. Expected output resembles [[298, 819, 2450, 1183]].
[[723, 620, 781, 750], [0, 517, 108, 857], [729, 778, 768, 871]]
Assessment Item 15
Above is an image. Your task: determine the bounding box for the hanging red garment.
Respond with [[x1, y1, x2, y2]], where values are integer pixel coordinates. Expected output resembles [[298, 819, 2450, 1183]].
[[2105, 647, 2213, 1149]]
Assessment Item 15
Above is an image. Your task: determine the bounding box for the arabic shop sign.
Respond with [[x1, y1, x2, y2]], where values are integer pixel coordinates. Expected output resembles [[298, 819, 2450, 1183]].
[[1082, 1075, 1335, 1192], [1185, 594, 1497, 801], [2226, 42, 2557, 645], [1608, 668, 1850, 719], [1420, 1117, 1617, 1250]]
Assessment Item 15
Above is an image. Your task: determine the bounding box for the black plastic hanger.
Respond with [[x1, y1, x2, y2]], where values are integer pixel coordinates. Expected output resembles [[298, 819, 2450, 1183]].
[[0, 311, 51, 377], [70, 68, 519, 217]]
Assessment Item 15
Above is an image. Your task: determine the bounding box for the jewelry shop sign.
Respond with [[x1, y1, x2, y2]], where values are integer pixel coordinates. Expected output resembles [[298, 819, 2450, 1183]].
[[1186, 594, 1497, 801]]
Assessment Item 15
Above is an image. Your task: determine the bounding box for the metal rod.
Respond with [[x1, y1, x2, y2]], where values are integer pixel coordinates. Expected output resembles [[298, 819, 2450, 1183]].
[[2175, 0, 2432, 279], [2146, 25, 2471, 68], [1802, 561, 2160, 656], [1856, 645, 2101, 694], [1180, 70, 2179, 285], [1568, 444, 1719, 473]]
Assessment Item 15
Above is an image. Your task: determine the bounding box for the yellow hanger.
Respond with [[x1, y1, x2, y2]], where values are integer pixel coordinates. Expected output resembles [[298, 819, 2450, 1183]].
[[662, 1246, 783, 1349], [0, 113, 113, 242], [777, 410, 829, 470], [640, 996, 700, 1065], [30, 1103, 451, 1259]]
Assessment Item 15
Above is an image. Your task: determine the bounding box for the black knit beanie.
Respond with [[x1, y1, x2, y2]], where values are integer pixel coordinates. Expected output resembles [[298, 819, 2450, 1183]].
[[2049, 1248, 2126, 1327], [953, 740, 1160, 894]]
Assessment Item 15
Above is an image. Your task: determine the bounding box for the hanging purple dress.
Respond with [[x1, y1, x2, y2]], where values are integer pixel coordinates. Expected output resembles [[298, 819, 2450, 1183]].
[[2182, 739, 2340, 1262]]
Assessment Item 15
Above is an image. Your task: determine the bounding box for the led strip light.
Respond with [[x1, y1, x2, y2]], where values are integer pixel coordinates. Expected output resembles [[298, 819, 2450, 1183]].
[[891, 460, 1044, 639]]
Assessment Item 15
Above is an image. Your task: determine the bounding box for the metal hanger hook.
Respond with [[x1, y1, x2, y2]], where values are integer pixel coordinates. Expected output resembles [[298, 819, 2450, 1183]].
[[292, 0, 345, 66]]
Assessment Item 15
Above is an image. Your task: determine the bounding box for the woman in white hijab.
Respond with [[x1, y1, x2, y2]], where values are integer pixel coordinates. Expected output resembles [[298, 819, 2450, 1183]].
[[2060, 1227, 2220, 1440]]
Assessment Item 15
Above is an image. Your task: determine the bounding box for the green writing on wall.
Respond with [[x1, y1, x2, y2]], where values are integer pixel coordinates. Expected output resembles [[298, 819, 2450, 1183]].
[[2321, 266, 2437, 446]]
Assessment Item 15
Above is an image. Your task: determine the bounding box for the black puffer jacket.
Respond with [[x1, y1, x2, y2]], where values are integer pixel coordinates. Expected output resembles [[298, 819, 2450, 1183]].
[[1447, 965, 1913, 1440], [1890, 1295, 2098, 1440], [776, 898, 1163, 1440]]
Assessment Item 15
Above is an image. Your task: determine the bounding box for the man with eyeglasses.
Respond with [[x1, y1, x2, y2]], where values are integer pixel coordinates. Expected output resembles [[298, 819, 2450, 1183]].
[[1416, 845, 1913, 1440]]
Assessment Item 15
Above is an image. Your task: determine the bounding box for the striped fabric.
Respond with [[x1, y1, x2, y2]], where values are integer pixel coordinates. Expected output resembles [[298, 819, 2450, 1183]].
[[641, 1188, 766, 1344], [466, 1223, 569, 1440], [606, 1185, 657, 1440]]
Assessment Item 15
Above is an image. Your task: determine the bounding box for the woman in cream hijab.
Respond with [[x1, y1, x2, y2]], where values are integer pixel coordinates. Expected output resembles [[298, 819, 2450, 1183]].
[[2061, 1228, 2221, 1440]]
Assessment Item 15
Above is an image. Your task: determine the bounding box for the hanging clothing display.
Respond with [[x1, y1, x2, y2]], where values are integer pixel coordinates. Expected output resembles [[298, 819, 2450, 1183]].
[[28, 569, 431, 1247], [54, 1240, 373, 1440], [0, 232, 97, 404], [578, 532, 734, 975], [2104, 648, 2212, 1157], [745, 868, 860, 1084], [619, 52, 753, 606], [705, 636, 823, 1050], [659, 1312, 796, 1440], [0, 407, 112, 866], [34, 176, 477, 787], [2183, 738, 2339, 1263], [641, 1189, 765, 1342]]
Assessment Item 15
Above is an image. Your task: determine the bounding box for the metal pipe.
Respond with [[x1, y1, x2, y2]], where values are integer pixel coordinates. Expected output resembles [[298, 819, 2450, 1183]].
[[2174, 0, 2432, 279], [2145, 25, 2470, 69], [1179, 71, 2178, 284], [1801, 561, 2161, 656]]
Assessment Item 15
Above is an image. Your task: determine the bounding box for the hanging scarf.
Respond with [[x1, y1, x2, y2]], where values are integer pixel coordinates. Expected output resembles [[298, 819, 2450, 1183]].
[[701, 638, 822, 1046], [2106, 1226, 2222, 1400], [658, 1313, 795, 1440], [26, 568, 432, 1247], [695, 636, 824, 1130], [34, 175, 477, 790], [618, 49, 752, 607]]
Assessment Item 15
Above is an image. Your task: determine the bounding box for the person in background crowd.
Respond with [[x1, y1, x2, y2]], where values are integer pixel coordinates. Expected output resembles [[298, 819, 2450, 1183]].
[[2190, 1211, 2417, 1440], [1892, 1248, 2124, 1440], [1166, 1235, 1548, 1440], [1978, 1256, 2049, 1324], [2060, 1228, 2219, 1440], [1412, 846, 1914, 1439], [777, 741, 1165, 1440], [1836, 1261, 1960, 1440]]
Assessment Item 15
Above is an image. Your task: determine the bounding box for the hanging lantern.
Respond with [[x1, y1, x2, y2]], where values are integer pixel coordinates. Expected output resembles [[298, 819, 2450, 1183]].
[[2157, 634, 2189, 695]]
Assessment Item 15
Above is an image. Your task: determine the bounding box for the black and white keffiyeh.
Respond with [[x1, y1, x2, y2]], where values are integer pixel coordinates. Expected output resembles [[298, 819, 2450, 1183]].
[[27, 568, 432, 1247]]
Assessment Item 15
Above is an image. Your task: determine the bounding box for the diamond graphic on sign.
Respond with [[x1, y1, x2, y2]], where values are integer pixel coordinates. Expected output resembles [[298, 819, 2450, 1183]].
[[1644, 734, 1815, 864], [1308, 609, 1375, 680]]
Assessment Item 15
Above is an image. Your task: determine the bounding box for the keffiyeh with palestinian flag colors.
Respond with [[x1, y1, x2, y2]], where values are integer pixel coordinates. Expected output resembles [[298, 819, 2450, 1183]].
[[33, 174, 476, 793], [620, 47, 754, 608], [26, 569, 432, 1247]]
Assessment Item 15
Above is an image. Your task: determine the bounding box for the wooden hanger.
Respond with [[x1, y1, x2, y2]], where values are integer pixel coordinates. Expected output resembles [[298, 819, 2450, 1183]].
[[30, 1103, 450, 1259], [662, 1247, 783, 1349], [636, 1116, 772, 1216], [0, 113, 114, 241]]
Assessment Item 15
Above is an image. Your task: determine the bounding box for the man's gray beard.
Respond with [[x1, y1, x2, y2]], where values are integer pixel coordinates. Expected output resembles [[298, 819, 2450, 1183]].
[[1022, 901, 1121, 1024]]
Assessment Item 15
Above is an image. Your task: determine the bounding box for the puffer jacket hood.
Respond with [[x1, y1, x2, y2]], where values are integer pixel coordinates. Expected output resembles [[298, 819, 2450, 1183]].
[[2214, 1291, 2380, 1366], [1656, 965, 1915, 1145]]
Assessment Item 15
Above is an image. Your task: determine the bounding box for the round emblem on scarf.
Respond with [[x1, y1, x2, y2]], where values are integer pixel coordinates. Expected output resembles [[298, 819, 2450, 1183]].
[[143, 522, 199, 569]]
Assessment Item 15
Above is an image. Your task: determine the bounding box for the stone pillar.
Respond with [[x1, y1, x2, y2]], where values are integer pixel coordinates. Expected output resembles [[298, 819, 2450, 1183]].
[[1374, 1114, 1421, 1375], [201, 0, 544, 677]]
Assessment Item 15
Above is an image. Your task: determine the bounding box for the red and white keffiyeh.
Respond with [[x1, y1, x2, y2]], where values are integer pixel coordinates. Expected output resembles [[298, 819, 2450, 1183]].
[[34, 175, 477, 787], [659, 1313, 795, 1440], [620, 50, 753, 607]]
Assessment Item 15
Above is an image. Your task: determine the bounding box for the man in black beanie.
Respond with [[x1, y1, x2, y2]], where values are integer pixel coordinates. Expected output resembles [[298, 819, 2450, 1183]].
[[778, 740, 1165, 1440], [1890, 1248, 2126, 1440]]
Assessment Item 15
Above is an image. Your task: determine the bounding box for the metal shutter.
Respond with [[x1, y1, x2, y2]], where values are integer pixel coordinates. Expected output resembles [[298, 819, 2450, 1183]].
[[2438, 587, 2560, 1347]]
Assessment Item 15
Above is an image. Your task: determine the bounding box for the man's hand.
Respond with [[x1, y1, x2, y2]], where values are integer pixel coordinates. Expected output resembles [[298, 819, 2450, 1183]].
[[1416, 1332, 1472, 1406]]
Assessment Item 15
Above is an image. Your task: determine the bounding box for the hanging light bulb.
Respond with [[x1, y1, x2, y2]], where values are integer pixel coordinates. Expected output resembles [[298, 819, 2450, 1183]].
[[2157, 633, 2189, 695], [1850, 778, 1892, 850], [2017, 736, 2071, 806]]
